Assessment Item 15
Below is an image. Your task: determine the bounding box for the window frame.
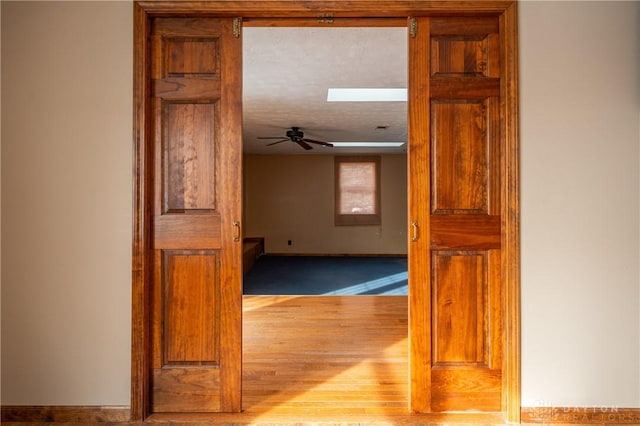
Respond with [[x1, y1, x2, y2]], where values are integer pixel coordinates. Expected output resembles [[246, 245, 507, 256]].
[[334, 155, 382, 226]]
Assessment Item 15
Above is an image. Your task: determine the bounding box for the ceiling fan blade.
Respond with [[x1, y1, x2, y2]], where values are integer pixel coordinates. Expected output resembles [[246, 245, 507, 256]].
[[296, 140, 313, 150], [266, 139, 289, 146], [304, 138, 334, 147], [257, 136, 287, 140]]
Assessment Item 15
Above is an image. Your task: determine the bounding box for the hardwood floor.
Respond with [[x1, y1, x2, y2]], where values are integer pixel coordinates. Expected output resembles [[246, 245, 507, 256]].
[[242, 295, 409, 416], [150, 296, 506, 423]]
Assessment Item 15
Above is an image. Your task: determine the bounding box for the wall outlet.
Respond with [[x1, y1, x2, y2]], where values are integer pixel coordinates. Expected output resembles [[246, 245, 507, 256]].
[[287, 240, 292, 246]]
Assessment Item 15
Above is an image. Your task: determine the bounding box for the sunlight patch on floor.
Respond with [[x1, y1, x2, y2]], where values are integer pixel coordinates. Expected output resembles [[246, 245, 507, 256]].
[[322, 272, 408, 295]]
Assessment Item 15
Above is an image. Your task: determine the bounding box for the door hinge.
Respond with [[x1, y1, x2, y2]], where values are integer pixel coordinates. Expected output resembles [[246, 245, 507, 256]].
[[233, 18, 242, 38], [317, 13, 334, 24], [409, 18, 418, 38]]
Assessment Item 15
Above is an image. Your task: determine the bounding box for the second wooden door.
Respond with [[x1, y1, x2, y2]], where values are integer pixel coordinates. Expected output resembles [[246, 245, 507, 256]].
[[409, 16, 505, 413]]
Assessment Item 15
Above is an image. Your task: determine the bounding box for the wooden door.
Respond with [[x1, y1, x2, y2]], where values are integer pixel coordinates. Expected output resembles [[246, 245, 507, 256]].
[[149, 18, 243, 413], [409, 16, 504, 413]]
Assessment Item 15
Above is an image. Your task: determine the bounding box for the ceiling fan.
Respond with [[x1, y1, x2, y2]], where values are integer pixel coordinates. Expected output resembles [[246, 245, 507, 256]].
[[257, 126, 334, 150]]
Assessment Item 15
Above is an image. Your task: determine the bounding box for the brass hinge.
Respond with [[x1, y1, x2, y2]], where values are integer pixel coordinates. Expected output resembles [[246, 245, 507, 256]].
[[233, 17, 242, 38], [318, 13, 334, 24], [409, 17, 417, 38]]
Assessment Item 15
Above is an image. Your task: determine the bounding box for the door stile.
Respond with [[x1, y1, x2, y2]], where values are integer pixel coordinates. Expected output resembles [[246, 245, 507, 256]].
[[217, 18, 243, 413], [407, 16, 432, 414]]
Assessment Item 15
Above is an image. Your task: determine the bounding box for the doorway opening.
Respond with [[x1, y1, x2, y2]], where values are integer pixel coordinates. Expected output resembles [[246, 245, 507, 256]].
[[241, 24, 410, 413]]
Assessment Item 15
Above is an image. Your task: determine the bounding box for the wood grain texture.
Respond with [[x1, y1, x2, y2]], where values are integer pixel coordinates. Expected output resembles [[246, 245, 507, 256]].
[[430, 76, 500, 98], [0, 406, 130, 422], [164, 102, 217, 211], [431, 100, 489, 214], [216, 17, 244, 413], [243, 296, 409, 415], [430, 215, 501, 249], [424, 14, 504, 415], [153, 78, 222, 99], [429, 248, 501, 378], [407, 16, 432, 414], [136, 1, 515, 16], [405, 12, 506, 416], [152, 368, 221, 412], [131, 3, 152, 421], [147, 296, 505, 423], [431, 367, 501, 412], [146, 411, 507, 424], [165, 38, 220, 76], [154, 214, 221, 249], [430, 16, 500, 35], [431, 31, 499, 78], [432, 252, 486, 365], [152, 18, 223, 37], [163, 251, 219, 363], [149, 16, 243, 414], [431, 36, 488, 76], [499, 2, 521, 422], [243, 17, 408, 27]]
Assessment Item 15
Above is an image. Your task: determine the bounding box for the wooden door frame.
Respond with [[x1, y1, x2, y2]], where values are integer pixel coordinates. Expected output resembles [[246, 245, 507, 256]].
[[132, 0, 520, 422]]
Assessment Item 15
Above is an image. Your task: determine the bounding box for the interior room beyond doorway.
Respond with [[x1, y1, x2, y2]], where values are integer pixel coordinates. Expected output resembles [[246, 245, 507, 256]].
[[242, 26, 408, 296]]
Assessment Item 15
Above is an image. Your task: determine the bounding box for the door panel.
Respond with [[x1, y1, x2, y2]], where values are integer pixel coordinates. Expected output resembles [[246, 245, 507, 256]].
[[409, 16, 503, 413], [432, 251, 486, 365], [163, 251, 220, 364], [431, 100, 490, 214], [164, 102, 218, 211], [149, 18, 242, 413]]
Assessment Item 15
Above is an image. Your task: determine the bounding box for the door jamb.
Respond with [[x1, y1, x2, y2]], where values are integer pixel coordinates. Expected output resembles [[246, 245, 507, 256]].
[[131, 1, 520, 422]]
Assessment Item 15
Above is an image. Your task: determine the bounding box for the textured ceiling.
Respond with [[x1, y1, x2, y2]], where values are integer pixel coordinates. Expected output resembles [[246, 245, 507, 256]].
[[243, 26, 408, 155]]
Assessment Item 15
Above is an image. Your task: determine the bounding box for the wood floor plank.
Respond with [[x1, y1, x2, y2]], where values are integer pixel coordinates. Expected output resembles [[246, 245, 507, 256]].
[[242, 295, 410, 416]]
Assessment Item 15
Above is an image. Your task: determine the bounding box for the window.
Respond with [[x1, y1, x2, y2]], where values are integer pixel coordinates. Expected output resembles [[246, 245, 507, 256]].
[[335, 156, 381, 226]]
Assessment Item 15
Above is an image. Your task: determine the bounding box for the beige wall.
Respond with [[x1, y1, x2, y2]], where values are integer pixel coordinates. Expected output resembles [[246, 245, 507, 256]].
[[1, 2, 133, 404], [520, 1, 639, 407], [244, 154, 407, 255], [1, 0, 638, 409]]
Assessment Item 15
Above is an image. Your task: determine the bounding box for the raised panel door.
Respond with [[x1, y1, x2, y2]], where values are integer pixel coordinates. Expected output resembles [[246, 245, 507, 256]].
[[409, 16, 503, 413], [149, 17, 242, 413]]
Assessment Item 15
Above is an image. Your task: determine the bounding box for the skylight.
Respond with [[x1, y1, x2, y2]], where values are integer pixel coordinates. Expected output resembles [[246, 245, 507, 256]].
[[331, 142, 405, 148], [327, 88, 407, 102]]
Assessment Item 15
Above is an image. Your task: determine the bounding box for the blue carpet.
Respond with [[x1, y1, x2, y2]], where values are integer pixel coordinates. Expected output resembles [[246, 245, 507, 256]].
[[243, 256, 408, 295]]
